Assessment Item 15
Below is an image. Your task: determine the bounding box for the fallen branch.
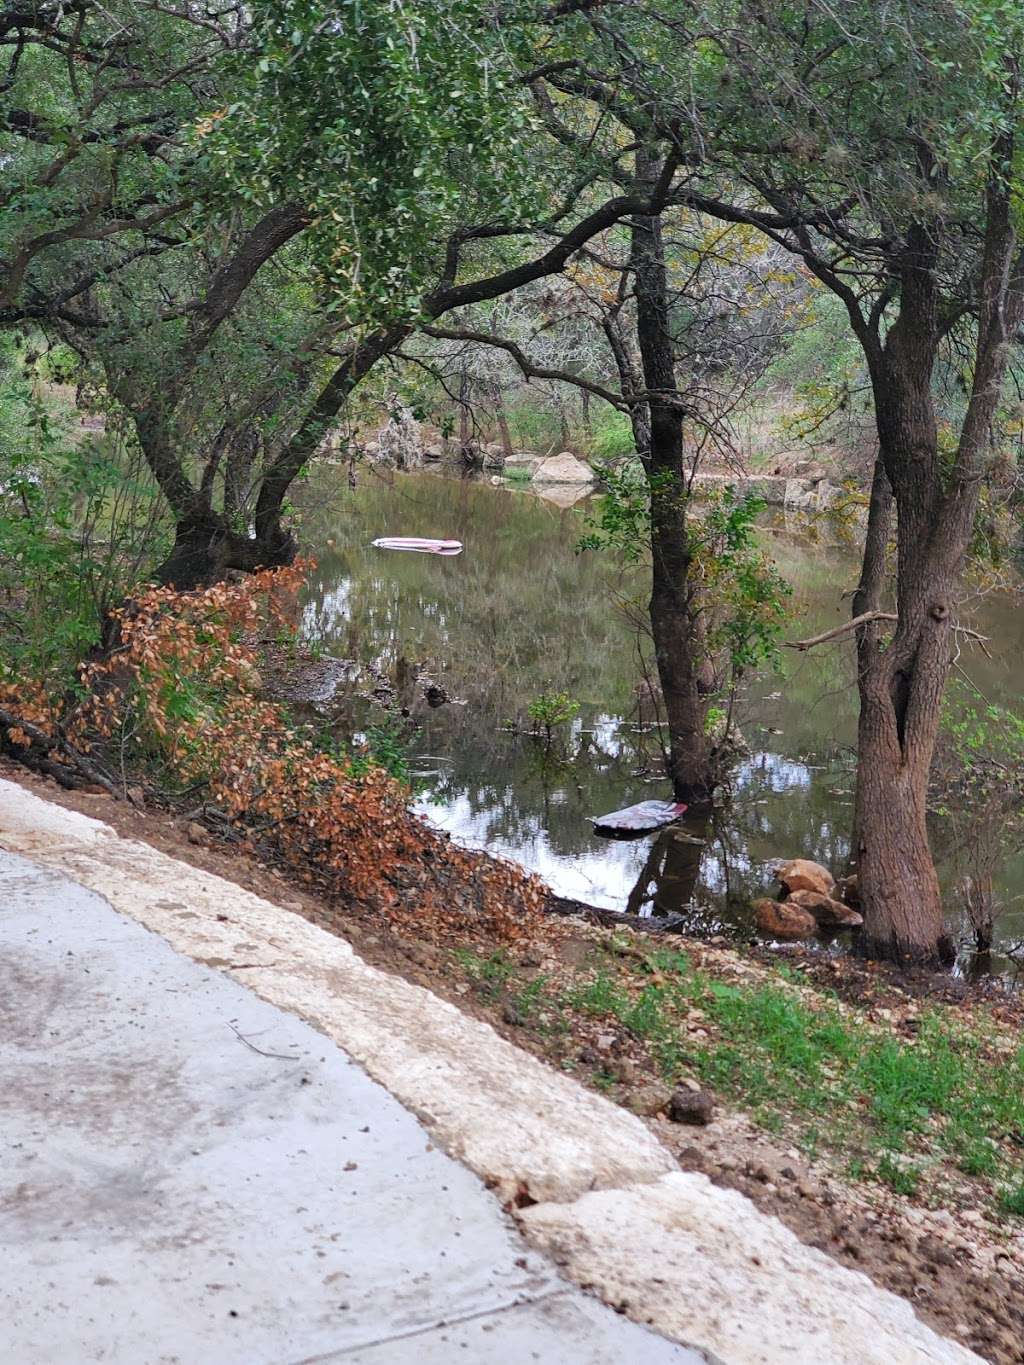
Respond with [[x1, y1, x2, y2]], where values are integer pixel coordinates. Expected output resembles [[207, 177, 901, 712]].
[[0, 706, 120, 797], [786, 611, 990, 652]]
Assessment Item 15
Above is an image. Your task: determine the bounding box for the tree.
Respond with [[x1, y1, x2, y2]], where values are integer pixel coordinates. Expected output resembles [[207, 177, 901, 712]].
[[5, 0, 723, 586], [539, 0, 1024, 962], [423, 192, 788, 805]]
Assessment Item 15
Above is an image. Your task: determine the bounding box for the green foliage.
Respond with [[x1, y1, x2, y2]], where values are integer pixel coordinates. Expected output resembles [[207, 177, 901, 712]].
[[526, 690, 580, 743], [941, 688, 1024, 775], [454, 947, 515, 999], [469, 938, 1024, 1215], [346, 720, 413, 785], [0, 348, 166, 688], [692, 490, 791, 676], [586, 410, 636, 462], [998, 1180, 1024, 1218], [215, 0, 542, 321], [577, 460, 663, 564]]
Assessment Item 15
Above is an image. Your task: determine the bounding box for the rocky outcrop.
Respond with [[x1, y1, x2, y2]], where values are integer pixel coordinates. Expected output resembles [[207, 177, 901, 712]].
[[776, 858, 835, 897], [787, 889, 863, 928], [533, 451, 597, 485], [690, 470, 846, 513], [753, 898, 817, 940]]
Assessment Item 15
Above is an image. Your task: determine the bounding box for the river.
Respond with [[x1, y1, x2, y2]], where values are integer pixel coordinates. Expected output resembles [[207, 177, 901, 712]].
[[295, 464, 1024, 972]]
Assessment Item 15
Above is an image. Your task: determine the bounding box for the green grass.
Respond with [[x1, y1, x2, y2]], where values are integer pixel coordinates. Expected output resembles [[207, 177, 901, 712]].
[[997, 1180, 1024, 1216], [556, 946, 1024, 1216], [454, 948, 515, 998], [452, 931, 1024, 1218]]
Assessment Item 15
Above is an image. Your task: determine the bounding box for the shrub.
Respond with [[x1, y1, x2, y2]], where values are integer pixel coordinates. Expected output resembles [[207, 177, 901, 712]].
[[3, 565, 545, 942]]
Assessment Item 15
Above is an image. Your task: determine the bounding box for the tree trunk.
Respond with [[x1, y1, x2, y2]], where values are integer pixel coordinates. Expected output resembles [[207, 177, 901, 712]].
[[851, 363, 958, 965], [630, 185, 713, 806], [493, 385, 514, 457], [155, 510, 296, 590], [847, 167, 1024, 966]]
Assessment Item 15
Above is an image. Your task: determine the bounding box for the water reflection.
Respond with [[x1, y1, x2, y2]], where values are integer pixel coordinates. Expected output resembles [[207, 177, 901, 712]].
[[295, 465, 1024, 967]]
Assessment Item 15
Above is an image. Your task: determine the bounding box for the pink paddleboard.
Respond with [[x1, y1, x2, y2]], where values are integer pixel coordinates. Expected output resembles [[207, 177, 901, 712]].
[[372, 537, 463, 556]]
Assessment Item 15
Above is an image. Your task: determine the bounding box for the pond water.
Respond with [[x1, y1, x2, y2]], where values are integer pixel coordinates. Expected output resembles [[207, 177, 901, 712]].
[[296, 465, 1024, 972]]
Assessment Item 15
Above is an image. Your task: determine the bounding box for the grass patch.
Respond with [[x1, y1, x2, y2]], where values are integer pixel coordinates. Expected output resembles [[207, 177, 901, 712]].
[[454, 934, 1024, 1218]]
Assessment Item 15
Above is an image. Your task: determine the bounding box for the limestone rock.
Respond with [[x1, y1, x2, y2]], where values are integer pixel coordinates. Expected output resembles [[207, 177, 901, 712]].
[[777, 858, 834, 897], [626, 1084, 673, 1117], [753, 898, 817, 941], [503, 452, 540, 478], [533, 451, 596, 485], [788, 889, 863, 928]]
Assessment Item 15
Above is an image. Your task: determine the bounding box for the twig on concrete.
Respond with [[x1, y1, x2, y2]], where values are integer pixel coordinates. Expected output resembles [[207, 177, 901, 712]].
[[227, 1020, 300, 1061]]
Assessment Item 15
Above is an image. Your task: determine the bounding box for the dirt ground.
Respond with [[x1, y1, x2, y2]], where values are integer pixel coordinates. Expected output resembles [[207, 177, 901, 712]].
[[5, 760, 1023, 1364]]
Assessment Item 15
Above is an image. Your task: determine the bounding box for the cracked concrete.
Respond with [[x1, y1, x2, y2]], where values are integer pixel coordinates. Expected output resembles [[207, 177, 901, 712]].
[[0, 779, 983, 1363]]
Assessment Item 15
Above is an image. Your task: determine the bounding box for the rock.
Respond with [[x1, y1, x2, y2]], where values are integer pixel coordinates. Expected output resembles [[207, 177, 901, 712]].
[[776, 858, 834, 896], [627, 1084, 673, 1117], [787, 889, 863, 928], [668, 1088, 715, 1126], [483, 442, 506, 468], [532, 451, 596, 485], [753, 898, 817, 941], [422, 443, 444, 462], [503, 452, 540, 478], [612, 1059, 638, 1086], [836, 873, 861, 908]]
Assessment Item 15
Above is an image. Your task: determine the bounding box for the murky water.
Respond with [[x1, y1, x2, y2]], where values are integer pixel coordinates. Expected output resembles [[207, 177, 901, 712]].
[[296, 465, 1024, 970]]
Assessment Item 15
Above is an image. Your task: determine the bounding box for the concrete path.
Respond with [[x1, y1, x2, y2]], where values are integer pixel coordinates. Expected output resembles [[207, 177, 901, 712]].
[[0, 781, 983, 1365], [0, 849, 697, 1364]]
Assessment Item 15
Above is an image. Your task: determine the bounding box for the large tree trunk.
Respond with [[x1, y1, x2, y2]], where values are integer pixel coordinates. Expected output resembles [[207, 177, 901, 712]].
[[851, 326, 960, 964], [156, 510, 297, 590], [850, 190, 1023, 964], [630, 191, 714, 806]]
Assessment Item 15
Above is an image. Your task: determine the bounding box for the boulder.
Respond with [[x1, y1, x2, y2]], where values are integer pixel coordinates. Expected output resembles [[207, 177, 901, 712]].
[[753, 898, 817, 941], [533, 451, 596, 485], [483, 441, 506, 469], [776, 858, 834, 897], [626, 1084, 673, 1117], [667, 1088, 715, 1126], [787, 889, 863, 928], [422, 443, 444, 462], [503, 452, 540, 477]]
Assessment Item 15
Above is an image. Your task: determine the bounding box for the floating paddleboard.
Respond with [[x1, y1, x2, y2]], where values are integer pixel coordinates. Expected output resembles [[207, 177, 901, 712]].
[[590, 799, 688, 838], [372, 537, 463, 555]]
